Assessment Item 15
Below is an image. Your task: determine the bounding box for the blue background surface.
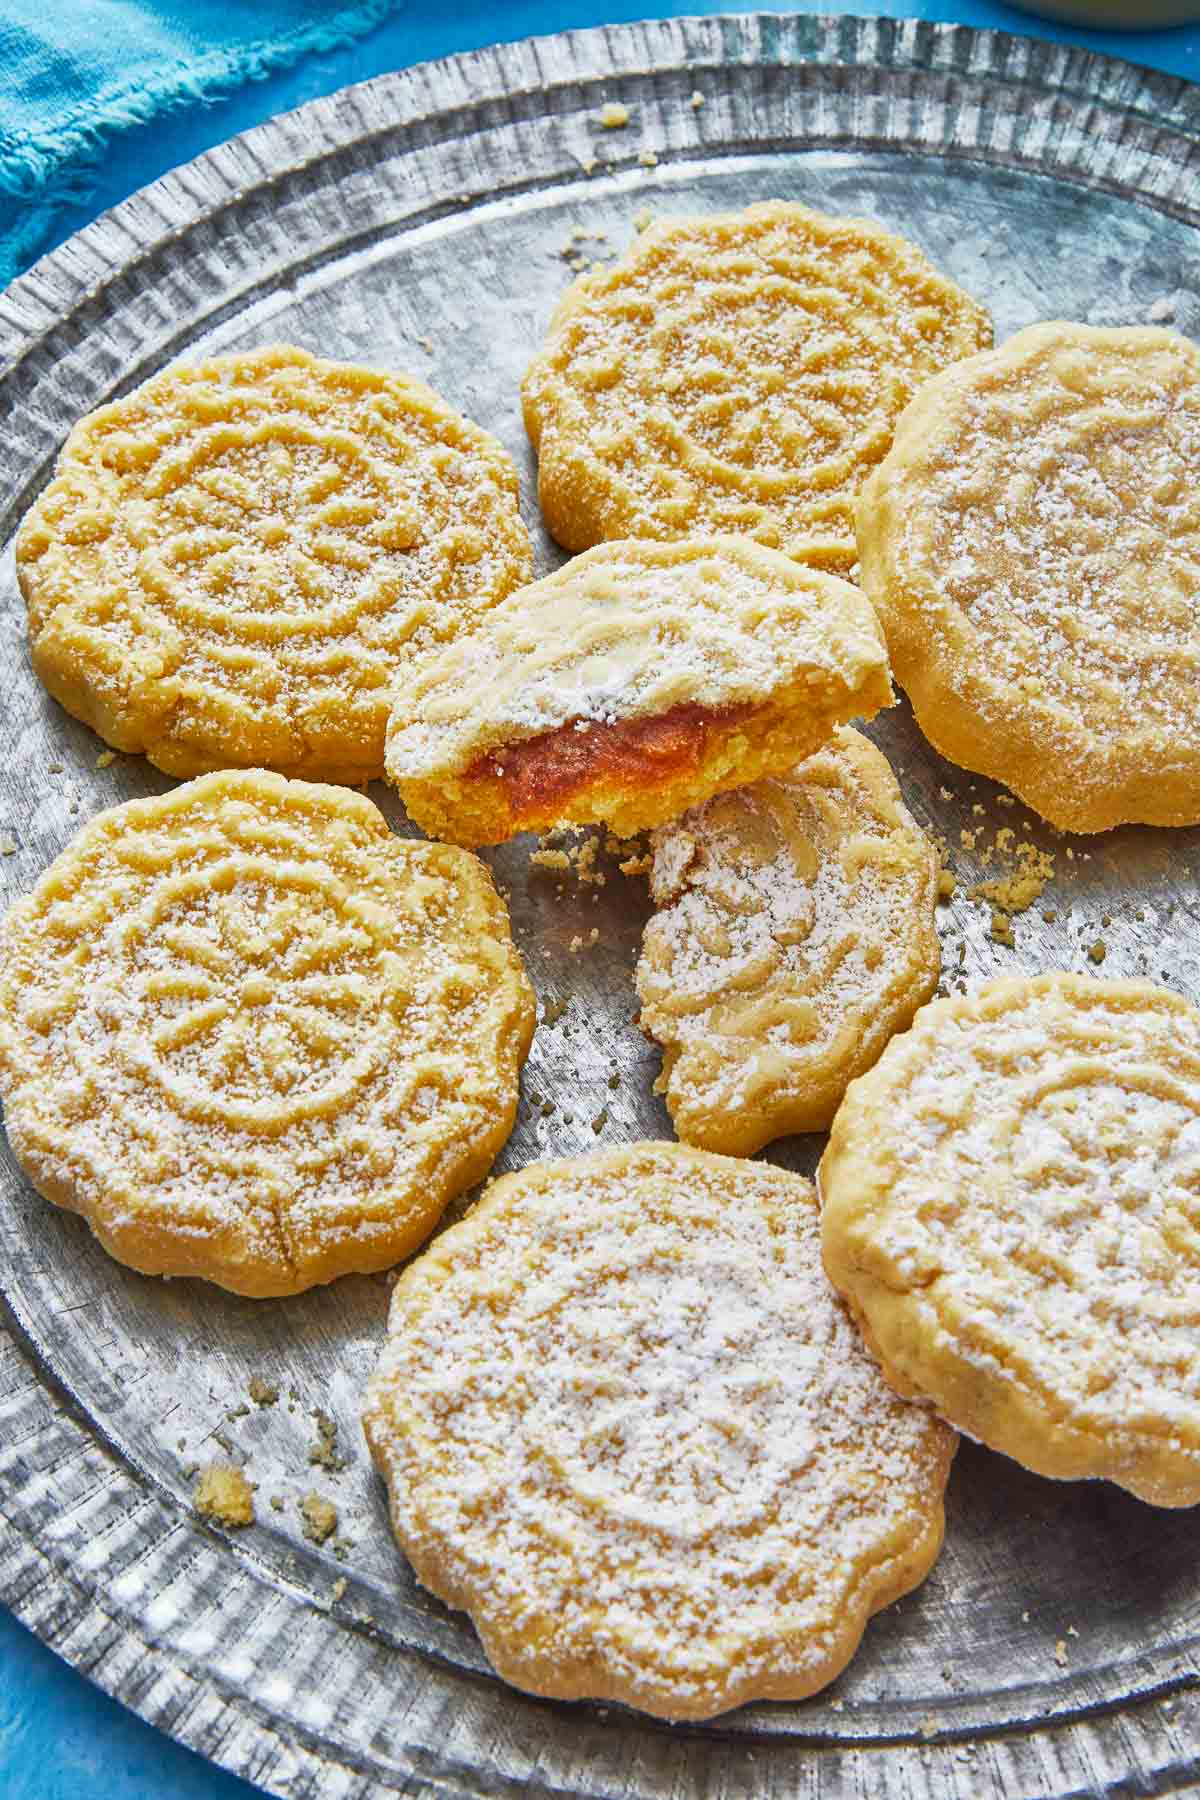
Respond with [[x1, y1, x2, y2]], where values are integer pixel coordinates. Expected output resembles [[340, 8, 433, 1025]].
[[2, 1, 1200, 1795]]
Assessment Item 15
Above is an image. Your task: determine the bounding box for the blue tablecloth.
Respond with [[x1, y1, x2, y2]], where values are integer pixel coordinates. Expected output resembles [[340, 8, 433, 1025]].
[[2, 3, 1199, 1796]]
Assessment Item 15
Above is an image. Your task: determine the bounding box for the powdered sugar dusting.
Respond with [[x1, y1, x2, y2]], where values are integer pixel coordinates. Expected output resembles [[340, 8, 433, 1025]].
[[522, 200, 990, 567], [385, 535, 889, 780], [831, 976, 1200, 1473], [364, 1143, 953, 1719], [0, 769, 534, 1295], [636, 728, 940, 1154], [870, 325, 1200, 822]]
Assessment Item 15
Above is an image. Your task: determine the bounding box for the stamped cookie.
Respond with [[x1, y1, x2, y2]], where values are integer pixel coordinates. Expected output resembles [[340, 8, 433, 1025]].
[[820, 973, 1200, 1507], [17, 344, 532, 784], [0, 771, 535, 1296], [363, 1141, 955, 1719], [522, 200, 990, 569], [856, 323, 1200, 833], [385, 535, 892, 845], [636, 727, 940, 1155]]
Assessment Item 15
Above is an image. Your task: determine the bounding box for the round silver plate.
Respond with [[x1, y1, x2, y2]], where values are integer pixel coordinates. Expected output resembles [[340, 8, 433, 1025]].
[[2, 15, 1200, 1796]]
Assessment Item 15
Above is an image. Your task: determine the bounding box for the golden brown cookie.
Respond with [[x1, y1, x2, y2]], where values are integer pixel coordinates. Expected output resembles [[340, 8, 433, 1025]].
[[17, 344, 532, 784], [385, 535, 892, 844], [856, 323, 1200, 833], [636, 727, 940, 1155], [522, 200, 990, 569], [0, 770, 534, 1296], [820, 973, 1200, 1507], [363, 1141, 955, 1719]]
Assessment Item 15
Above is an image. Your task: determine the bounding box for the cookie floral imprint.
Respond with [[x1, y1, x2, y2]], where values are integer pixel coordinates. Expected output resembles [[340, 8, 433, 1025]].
[[522, 200, 990, 569], [17, 344, 532, 784], [0, 771, 535, 1296], [820, 974, 1200, 1507], [637, 727, 940, 1155], [857, 323, 1200, 832], [386, 535, 892, 844], [364, 1142, 955, 1720]]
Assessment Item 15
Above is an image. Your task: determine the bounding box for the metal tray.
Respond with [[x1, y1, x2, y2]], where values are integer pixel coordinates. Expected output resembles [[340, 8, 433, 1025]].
[[2, 15, 1200, 1797]]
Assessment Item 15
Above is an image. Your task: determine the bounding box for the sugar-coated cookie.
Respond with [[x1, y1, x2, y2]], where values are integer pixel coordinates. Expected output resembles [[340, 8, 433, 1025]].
[[17, 344, 532, 784], [820, 973, 1200, 1506], [523, 200, 990, 569], [385, 536, 892, 844], [364, 1141, 955, 1720], [0, 770, 535, 1295], [856, 323, 1200, 832], [637, 727, 940, 1155]]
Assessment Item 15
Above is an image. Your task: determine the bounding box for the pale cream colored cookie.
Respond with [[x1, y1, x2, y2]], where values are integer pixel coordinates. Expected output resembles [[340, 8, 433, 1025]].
[[856, 323, 1200, 833], [385, 535, 892, 845], [636, 727, 940, 1155], [522, 200, 991, 569], [17, 344, 532, 784], [363, 1142, 955, 1720], [0, 771, 534, 1296], [820, 973, 1200, 1507]]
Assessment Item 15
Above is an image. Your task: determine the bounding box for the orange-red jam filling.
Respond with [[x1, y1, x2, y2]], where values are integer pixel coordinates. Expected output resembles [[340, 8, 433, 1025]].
[[469, 700, 757, 824]]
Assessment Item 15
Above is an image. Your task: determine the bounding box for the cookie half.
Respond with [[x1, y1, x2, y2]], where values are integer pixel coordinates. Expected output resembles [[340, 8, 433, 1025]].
[[820, 973, 1200, 1507], [385, 536, 892, 844], [636, 727, 940, 1154], [17, 344, 532, 784], [523, 199, 990, 568], [364, 1141, 955, 1720], [856, 323, 1200, 833], [0, 770, 535, 1295]]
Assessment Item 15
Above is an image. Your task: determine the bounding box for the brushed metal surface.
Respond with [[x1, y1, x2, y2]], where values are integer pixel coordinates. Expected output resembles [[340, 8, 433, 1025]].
[[2, 15, 1200, 1797]]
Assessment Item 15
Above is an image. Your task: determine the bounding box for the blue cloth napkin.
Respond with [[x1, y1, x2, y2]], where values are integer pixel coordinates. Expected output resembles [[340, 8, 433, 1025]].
[[0, 0, 402, 288]]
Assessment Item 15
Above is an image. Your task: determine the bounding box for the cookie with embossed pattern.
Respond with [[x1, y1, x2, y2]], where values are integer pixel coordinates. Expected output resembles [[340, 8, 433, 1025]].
[[385, 535, 892, 845], [857, 323, 1200, 832], [0, 770, 535, 1296], [821, 973, 1200, 1506], [637, 727, 940, 1156], [522, 200, 990, 569], [363, 1141, 955, 1719], [17, 344, 532, 783]]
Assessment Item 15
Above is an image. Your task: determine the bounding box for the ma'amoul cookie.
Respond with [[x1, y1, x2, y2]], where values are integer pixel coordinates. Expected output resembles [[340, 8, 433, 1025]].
[[820, 973, 1200, 1507], [363, 1142, 955, 1720], [636, 727, 940, 1155], [0, 770, 534, 1296], [856, 323, 1200, 833], [385, 535, 892, 845], [17, 345, 532, 784], [522, 200, 990, 569]]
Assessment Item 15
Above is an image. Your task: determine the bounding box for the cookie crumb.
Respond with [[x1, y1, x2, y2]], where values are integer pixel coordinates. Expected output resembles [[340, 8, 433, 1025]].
[[300, 1492, 339, 1545], [194, 1463, 255, 1528], [0, 838, 15, 857], [309, 1409, 346, 1471], [937, 868, 956, 901], [1088, 940, 1107, 964], [638, 149, 659, 169], [1054, 1639, 1069, 1666], [331, 1577, 348, 1603], [599, 102, 629, 129], [95, 750, 116, 769], [633, 207, 652, 232], [248, 1376, 279, 1407], [690, 90, 705, 108], [919, 1715, 938, 1740], [269, 1494, 285, 1512], [542, 996, 568, 1026], [530, 848, 571, 872]]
